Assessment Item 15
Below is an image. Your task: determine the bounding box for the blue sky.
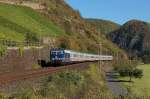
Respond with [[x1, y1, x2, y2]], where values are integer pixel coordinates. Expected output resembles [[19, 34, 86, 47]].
[[65, 0, 150, 24]]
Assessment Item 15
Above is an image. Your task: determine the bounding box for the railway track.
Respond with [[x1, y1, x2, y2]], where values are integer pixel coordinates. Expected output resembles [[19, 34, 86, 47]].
[[0, 62, 91, 85]]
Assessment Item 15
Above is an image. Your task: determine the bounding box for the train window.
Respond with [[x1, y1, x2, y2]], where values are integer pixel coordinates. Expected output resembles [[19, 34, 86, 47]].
[[61, 51, 64, 54], [57, 52, 59, 55], [51, 52, 56, 54], [65, 53, 70, 58], [73, 54, 77, 57]]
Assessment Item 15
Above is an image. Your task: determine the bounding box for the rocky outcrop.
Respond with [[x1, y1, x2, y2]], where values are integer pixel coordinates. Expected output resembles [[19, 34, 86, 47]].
[[108, 20, 150, 58]]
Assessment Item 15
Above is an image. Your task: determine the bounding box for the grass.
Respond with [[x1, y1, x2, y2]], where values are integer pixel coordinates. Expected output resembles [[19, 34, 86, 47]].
[[0, 3, 65, 41], [121, 64, 150, 96], [0, 63, 114, 99], [35, 64, 113, 99]]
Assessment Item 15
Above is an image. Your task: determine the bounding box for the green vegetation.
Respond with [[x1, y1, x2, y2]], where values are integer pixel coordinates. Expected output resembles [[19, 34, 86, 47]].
[[86, 19, 120, 34], [117, 67, 143, 80], [36, 64, 113, 99], [29, 0, 126, 56], [0, 1, 125, 56], [108, 20, 150, 61], [18, 46, 24, 56], [114, 59, 143, 82], [0, 3, 65, 41], [0, 44, 6, 56], [122, 64, 150, 96], [0, 64, 114, 99], [142, 50, 150, 63]]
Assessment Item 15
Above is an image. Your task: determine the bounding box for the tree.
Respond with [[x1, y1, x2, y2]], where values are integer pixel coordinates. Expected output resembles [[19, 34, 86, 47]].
[[115, 60, 143, 82]]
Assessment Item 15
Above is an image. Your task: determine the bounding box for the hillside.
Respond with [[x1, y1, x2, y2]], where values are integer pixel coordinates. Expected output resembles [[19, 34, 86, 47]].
[[0, 3, 65, 42], [86, 19, 120, 34], [0, 1, 129, 98], [108, 20, 150, 59], [0, 0, 127, 58], [32, 0, 127, 55]]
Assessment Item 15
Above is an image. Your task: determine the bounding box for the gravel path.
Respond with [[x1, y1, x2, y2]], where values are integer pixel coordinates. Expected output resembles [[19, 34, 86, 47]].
[[106, 72, 128, 96]]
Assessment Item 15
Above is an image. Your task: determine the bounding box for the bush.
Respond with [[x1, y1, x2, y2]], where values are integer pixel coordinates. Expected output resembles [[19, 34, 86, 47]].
[[25, 32, 39, 42], [0, 45, 6, 56], [58, 71, 84, 85], [56, 36, 70, 49], [118, 67, 143, 78], [0, 93, 9, 99], [114, 59, 143, 78], [118, 68, 131, 77], [142, 55, 150, 63], [133, 69, 143, 78], [114, 59, 131, 71], [37, 70, 85, 98]]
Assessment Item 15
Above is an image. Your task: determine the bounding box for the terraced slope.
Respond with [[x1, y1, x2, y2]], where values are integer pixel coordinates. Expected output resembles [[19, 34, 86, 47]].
[[0, 3, 65, 41]]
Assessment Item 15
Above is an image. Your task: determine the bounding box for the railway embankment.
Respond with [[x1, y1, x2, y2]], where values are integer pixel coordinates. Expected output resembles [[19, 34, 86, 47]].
[[0, 63, 114, 99]]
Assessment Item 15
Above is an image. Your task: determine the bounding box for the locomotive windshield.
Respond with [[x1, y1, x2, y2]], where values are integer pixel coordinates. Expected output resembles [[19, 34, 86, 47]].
[[50, 49, 65, 61]]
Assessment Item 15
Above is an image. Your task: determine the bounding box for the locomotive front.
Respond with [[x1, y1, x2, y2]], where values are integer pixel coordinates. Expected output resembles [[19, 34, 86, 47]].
[[50, 49, 65, 64]]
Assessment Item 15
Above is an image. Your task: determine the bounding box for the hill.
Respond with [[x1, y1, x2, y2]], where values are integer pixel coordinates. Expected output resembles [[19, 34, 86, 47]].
[[0, 1, 129, 98], [0, 0, 127, 58], [32, 0, 127, 55], [86, 19, 120, 34], [108, 20, 150, 60], [0, 3, 65, 42]]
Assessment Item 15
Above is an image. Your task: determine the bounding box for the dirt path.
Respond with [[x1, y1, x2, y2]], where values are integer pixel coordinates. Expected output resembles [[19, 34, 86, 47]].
[[106, 71, 128, 96]]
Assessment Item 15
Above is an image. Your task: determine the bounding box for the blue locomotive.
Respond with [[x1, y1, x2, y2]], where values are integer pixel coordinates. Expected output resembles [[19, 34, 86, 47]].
[[50, 49, 113, 64]]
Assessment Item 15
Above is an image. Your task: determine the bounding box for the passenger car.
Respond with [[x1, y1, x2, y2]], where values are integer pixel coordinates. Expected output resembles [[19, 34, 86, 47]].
[[50, 49, 113, 64]]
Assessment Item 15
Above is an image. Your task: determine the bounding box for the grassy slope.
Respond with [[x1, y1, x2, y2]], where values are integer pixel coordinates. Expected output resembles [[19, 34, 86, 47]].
[[122, 64, 150, 96], [0, 3, 65, 41]]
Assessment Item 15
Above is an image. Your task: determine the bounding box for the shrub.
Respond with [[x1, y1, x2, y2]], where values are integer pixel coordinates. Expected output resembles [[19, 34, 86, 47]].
[[37, 70, 85, 98], [133, 69, 143, 78], [118, 67, 131, 77], [19, 46, 24, 57], [114, 59, 143, 79], [142, 55, 150, 63], [25, 32, 39, 42], [0, 93, 9, 99], [0, 45, 6, 56], [118, 67, 143, 78], [114, 59, 131, 71], [56, 36, 70, 49]]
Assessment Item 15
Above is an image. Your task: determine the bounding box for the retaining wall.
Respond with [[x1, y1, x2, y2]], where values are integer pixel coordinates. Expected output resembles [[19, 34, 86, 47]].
[[0, 47, 50, 73]]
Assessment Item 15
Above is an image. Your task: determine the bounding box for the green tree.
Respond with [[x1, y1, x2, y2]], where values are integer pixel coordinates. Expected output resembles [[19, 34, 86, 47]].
[[115, 60, 143, 82]]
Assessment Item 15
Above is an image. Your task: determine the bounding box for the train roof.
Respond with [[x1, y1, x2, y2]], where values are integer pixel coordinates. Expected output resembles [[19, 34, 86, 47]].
[[65, 50, 100, 56], [51, 49, 113, 58]]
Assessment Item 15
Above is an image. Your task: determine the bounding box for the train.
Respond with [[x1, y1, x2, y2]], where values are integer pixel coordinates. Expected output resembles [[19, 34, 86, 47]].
[[50, 49, 113, 64]]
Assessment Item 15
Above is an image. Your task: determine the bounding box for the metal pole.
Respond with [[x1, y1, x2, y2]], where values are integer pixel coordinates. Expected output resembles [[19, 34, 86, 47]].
[[100, 43, 102, 71], [39, 30, 42, 65], [98, 43, 102, 71]]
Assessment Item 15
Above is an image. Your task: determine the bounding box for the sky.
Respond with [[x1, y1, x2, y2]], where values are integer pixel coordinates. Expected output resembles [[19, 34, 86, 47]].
[[65, 0, 150, 24]]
